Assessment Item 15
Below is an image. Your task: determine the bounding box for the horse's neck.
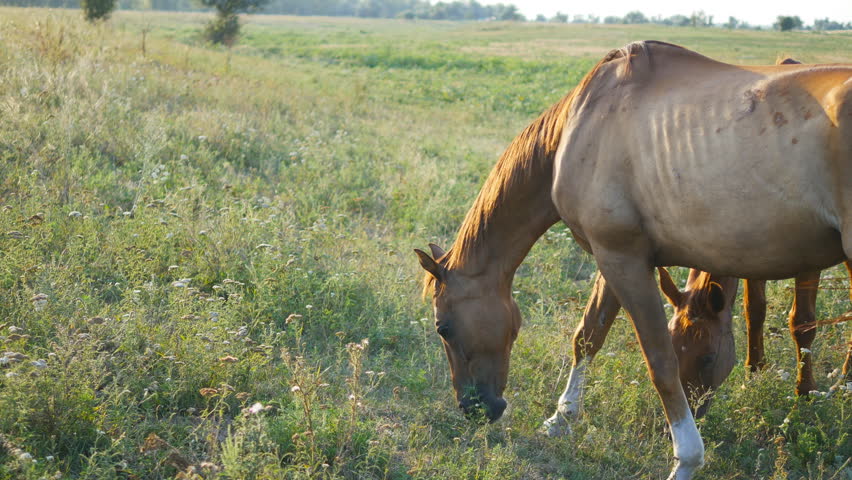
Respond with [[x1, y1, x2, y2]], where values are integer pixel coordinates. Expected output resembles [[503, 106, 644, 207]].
[[453, 162, 561, 285], [449, 93, 574, 285]]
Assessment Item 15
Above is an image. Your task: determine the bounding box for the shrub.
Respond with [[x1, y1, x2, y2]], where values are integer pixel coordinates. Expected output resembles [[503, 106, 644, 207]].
[[203, 12, 240, 46], [197, 0, 268, 45], [81, 0, 116, 22]]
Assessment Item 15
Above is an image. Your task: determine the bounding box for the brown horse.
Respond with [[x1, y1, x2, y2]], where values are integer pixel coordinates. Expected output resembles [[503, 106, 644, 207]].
[[416, 41, 852, 479], [543, 268, 737, 438], [664, 57, 852, 398], [691, 261, 852, 395], [543, 58, 834, 435]]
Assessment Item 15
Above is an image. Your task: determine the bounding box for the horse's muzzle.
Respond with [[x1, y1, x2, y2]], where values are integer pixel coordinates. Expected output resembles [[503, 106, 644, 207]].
[[459, 395, 507, 422]]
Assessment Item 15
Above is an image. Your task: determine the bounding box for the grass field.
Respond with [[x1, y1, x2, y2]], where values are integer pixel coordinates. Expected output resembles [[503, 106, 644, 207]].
[[0, 8, 851, 479]]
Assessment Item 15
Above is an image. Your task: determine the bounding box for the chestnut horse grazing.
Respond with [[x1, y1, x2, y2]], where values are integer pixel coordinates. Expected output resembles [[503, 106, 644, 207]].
[[661, 270, 738, 414], [543, 267, 738, 438], [416, 41, 852, 479], [544, 57, 843, 433], [686, 261, 852, 395]]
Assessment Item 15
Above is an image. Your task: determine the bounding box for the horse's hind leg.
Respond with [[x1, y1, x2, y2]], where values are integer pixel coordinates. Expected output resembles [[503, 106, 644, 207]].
[[594, 251, 703, 480], [838, 261, 852, 385], [543, 271, 621, 436], [841, 335, 852, 383], [743, 279, 768, 371], [790, 271, 820, 395]]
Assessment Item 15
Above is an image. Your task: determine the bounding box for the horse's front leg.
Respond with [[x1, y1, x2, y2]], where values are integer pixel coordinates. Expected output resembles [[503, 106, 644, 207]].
[[543, 271, 621, 436], [594, 250, 703, 480]]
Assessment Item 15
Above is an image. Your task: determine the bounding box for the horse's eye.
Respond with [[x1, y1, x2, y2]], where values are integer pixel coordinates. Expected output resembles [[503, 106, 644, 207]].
[[436, 324, 451, 338], [700, 353, 716, 368]]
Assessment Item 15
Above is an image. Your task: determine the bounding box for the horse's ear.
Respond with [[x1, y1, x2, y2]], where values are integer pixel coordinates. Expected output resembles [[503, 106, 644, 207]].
[[415, 249, 444, 281], [707, 282, 726, 314], [428, 243, 446, 259], [658, 267, 683, 306]]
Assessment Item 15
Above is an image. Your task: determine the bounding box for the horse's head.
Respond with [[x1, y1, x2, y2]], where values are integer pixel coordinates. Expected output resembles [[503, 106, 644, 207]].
[[415, 244, 519, 422], [658, 268, 737, 417]]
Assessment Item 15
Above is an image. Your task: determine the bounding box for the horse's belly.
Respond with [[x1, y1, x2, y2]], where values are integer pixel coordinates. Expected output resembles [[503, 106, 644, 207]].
[[651, 215, 845, 279]]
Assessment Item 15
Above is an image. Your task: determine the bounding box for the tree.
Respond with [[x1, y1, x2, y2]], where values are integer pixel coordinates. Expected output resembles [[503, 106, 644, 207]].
[[690, 10, 712, 27], [663, 15, 691, 26], [813, 17, 850, 31], [549, 11, 568, 23], [81, 0, 116, 21], [724, 16, 739, 29], [496, 4, 525, 21], [622, 10, 648, 24], [198, 0, 269, 45], [775, 15, 802, 31]]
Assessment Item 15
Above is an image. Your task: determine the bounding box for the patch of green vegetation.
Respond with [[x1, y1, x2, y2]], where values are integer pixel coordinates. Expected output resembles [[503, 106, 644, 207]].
[[0, 7, 850, 479]]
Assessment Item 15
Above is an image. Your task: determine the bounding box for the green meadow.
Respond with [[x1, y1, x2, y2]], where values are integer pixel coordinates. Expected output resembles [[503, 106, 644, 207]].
[[0, 8, 850, 478]]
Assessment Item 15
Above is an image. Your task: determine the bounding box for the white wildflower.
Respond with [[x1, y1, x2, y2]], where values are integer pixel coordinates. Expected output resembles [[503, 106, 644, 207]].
[[31, 293, 48, 311], [68, 211, 82, 217]]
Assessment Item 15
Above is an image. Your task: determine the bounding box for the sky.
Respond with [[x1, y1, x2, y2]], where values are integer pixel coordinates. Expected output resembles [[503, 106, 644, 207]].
[[512, 0, 851, 27]]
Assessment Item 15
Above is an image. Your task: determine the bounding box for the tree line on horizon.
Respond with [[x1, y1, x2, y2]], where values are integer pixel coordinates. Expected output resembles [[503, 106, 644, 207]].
[[540, 10, 850, 31], [1, 0, 850, 31]]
